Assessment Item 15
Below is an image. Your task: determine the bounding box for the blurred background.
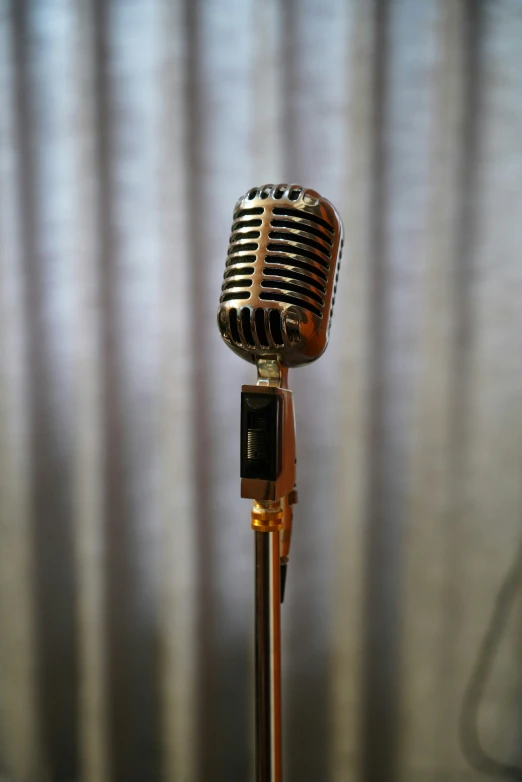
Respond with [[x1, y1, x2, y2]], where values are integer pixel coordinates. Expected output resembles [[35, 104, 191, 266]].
[[1, 1, 522, 781]]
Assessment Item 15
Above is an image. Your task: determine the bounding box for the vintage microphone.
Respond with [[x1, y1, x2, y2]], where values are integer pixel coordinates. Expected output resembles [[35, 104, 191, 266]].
[[217, 183, 344, 782]]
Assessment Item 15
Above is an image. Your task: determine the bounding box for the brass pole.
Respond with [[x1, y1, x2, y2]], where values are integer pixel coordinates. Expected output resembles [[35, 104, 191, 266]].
[[254, 530, 282, 782]]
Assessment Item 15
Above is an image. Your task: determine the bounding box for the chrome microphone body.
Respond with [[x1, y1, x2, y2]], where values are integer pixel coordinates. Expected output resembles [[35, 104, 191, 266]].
[[217, 183, 344, 368], [217, 184, 344, 782]]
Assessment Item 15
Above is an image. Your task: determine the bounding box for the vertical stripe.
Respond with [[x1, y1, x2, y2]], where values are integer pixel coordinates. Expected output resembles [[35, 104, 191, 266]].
[[361, 1, 442, 781], [279, 3, 351, 781], [455, 0, 522, 773], [251, 0, 285, 185], [188, 2, 256, 778], [157, 1, 197, 780], [184, 2, 214, 778], [12, 1, 80, 777], [73, 1, 108, 780], [359, 0, 393, 779], [398, 0, 469, 775], [96, 1, 165, 779], [331, 1, 376, 779], [0, 4, 40, 779]]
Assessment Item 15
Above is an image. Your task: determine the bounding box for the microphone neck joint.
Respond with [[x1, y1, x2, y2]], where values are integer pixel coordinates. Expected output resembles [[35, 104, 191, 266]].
[[256, 358, 288, 389]]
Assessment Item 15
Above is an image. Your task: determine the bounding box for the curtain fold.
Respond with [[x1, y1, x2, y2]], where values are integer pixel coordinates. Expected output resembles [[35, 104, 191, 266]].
[[1, 1, 521, 781]]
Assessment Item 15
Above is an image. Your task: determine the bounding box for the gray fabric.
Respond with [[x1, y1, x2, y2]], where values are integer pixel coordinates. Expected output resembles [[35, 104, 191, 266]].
[[0, 1, 521, 780]]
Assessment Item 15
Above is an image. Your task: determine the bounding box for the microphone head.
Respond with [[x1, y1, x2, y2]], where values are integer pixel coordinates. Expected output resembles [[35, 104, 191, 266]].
[[217, 184, 344, 368]]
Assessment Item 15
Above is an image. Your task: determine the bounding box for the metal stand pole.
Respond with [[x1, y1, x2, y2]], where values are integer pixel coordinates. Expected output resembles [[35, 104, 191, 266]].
[[255, 530, 282, 782], [242, 364, 293, 782]]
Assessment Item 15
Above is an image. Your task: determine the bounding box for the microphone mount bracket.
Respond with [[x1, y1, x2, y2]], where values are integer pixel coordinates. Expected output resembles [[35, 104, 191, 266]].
[[240, 359, 296, 504]]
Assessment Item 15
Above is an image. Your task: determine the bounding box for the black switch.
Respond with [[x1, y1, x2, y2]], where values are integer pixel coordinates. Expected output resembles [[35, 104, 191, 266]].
[[241, 392, 280, 481]]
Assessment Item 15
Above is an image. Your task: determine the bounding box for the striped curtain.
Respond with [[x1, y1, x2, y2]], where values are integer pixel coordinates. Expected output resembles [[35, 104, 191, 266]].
[[1, 1, 522, 781]]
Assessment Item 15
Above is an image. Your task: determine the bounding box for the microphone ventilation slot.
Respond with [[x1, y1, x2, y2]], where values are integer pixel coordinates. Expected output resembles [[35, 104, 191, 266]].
[[224, 265, 255, 279], [261, 278, 324, 306], [229, 308, 241, 344], [228, 242, 258, 255], [254, 308, 270, 347], [262, 265, 326, 294], [222, 278, 253, 291], [272, 207, 334, 235], [241, 308, 255, 347], [268, 231, 331, 261], [235, 206, 264, 218], [265, 254, 328, 282], [266, 243, 329, 270], [225, 254, 256, 267], [232, 218, 261, 231], [220, 291, 250, 303], [270, 219, 333, 245], [269, 309, 284, 346], [230, 230, 260, 242], [259, 292, 322, 318]]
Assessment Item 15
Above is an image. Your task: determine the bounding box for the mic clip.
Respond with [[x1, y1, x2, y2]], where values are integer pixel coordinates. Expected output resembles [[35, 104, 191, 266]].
[[240, 359, 296, 503]]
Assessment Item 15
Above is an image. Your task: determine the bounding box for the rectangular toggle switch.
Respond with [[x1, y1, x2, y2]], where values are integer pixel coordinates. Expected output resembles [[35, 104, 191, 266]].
[[241, 392, 280, 481]]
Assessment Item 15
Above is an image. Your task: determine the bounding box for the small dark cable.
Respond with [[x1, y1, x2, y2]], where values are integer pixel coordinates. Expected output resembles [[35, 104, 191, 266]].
[[459, 538, 522, 779]]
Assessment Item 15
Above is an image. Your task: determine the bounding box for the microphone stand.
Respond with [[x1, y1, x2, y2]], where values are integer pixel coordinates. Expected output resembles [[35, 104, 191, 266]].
[[241, 360, 296, 782], [254, 514, 282, 781]]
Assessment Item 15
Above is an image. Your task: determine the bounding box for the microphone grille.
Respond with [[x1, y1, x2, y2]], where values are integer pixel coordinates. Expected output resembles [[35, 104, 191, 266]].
[[218, 184, 343, 367]]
